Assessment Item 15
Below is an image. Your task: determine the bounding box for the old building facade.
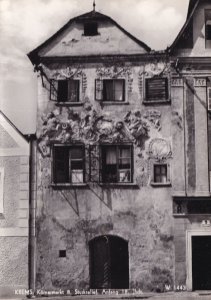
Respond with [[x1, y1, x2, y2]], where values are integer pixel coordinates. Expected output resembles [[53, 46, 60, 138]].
[[28, 0, 211, 293], [0, 111, 30, 297], [169, 0, 211, 291]]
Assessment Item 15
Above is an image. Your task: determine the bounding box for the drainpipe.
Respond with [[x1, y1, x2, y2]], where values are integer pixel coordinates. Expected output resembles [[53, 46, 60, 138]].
[[28, 135, 36, 298], [183, 78, 187, 197]]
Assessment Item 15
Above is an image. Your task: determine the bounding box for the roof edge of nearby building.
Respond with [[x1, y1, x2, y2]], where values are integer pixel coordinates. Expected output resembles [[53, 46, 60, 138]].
[[27, 10, 151, 65], [167, 0, 199, 54], [0, 110, 33, 143]]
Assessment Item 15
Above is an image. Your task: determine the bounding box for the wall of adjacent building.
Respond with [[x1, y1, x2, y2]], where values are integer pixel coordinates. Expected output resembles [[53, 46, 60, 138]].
[[0, 121, 29, 297]]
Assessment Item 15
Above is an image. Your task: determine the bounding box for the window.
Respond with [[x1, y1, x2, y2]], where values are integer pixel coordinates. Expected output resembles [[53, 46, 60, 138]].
[[205, 10, 211, 48], [145, 77, 169, 102], [95, 79, 125, 102], [101, 145, 133, 183], [84, 22, 98, 36], [154, 164, 169, 184], [52, 79, 79, 103], [53, 145, 84, 184], [59, 250, 66, 258]]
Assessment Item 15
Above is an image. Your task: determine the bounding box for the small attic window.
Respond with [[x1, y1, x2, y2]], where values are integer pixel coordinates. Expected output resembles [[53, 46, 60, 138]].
[[84, 22, 98, 36]]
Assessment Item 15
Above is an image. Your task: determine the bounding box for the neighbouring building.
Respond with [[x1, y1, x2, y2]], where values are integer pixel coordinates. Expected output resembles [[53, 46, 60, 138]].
[[0, 111, 30, 297], [27, 0, 211, 293], [168, 0, 211, 291]]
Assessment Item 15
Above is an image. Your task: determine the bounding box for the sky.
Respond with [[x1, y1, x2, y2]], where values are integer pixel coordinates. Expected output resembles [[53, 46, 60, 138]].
[[0, 0, 189, 134]]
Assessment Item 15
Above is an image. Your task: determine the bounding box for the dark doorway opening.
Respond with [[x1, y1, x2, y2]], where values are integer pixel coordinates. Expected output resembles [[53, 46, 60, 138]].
[[89, 235, 129, 289], [192, 236, 211, 290]]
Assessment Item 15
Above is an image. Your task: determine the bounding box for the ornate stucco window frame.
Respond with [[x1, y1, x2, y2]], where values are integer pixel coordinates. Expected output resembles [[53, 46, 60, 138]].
[[95, 78, 128, 105], [95, 65, 133, 105], [98, 143, 136, 186], [143, 75, 171, 105], [49, 66, 87, 106], [50, 78, 83, 106], [147, 138, 172, 187], [150, 161, 171, 187], [50, 143, 88, 188]]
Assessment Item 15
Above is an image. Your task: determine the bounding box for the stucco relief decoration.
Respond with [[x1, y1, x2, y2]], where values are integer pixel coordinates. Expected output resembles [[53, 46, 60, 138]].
[[144, 61, 171, 77], [138, 71, 143, 96], [37, 104, 156, 157], [143, 110, 161, 131], [148, 138, 172, 161], [124, 111, 149, 147], [51, 66, 87, 93], [96, 65, 133, 93], [172, 111, 183, 130]]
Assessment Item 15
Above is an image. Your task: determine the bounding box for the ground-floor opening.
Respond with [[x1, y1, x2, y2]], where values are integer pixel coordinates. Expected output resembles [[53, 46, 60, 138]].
[[89, 235, 129, 289], [192, 236, 211, 290]]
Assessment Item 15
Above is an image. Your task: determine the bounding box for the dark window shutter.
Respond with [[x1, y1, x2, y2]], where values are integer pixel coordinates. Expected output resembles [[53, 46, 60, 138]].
[[89, 145, 100, 182], [145, 78, 168, 101], [53, 146, 69, 183], [58, 80, 68, 102], [95, 79, 103, 101], [50, 80, 58, 101]]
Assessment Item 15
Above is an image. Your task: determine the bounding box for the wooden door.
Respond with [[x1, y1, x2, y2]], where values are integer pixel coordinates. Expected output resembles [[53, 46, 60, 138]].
[[89, 235, 129, 289]]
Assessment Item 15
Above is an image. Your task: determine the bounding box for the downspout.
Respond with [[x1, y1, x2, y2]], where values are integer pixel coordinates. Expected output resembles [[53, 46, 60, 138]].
[[183, 78, 188, 196], [28, 135, 36, 298]]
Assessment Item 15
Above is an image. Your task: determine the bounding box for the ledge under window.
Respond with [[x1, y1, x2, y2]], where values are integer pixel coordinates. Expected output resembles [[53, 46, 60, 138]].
[[55, 102, 83, 107], [100, 101, 130, 106], [51, 183, 88, 189], [99, 183, 139, 189], [150, 182, 171, 187], [143, 99, 171, 105]]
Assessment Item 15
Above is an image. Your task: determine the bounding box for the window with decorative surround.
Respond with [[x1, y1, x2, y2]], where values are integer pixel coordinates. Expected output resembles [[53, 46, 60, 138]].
[[50, 79, 80, 103], [144, 77, 170, 104], [151, 163, 171, 186], [95, 79, 125, 102], [100, 145, 133, 183], [52, 145, 85, 185]]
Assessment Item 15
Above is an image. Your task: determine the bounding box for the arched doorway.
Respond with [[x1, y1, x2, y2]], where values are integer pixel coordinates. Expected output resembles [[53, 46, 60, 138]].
[[89, 235, 129, 289]]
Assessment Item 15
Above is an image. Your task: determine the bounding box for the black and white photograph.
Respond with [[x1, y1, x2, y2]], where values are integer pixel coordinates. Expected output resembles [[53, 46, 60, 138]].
[[1, 0, 211, 299]]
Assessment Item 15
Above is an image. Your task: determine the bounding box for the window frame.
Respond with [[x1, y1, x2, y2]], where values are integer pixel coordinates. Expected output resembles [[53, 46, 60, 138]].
[[50, 79, 80, 104], [99, 144, 133, 184], [143, 76, 170, 105], [95, 78, 126, 103], [151, 162, 171, 187], [52, 144, 85, 186]]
